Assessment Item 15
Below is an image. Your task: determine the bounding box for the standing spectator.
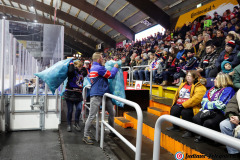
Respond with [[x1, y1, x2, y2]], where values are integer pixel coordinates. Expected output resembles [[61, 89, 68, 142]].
[[167, 70, 206, 138], [160, 55, 176, 86], [64, 60, 87, 132], [83, 52, 118, 144], [193, 73, 235, 142]]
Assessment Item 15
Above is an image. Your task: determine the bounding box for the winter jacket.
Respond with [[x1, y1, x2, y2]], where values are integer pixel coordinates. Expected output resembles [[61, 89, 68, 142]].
[[139, 58, 148, 70], [233, 64, 240, 89], [89, 62, 118, 96], [201, 87, 235, 114], [184, 56, 198, 70], [64, 62, 88, 102], [172, 80, 206, 109], [225, 90, 240, 120], [215, 49, 240, 70], [198, 51, 218, 70], [176, 49, 185, 59], [66, 62, 87, 91]]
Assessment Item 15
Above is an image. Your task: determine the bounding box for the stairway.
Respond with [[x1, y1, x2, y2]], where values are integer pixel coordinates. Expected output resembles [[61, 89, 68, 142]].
[[114, 87, 233, 160]]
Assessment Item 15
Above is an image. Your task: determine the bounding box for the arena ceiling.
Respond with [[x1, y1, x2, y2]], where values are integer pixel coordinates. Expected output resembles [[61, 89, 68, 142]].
[[0, 0, 213, 56]]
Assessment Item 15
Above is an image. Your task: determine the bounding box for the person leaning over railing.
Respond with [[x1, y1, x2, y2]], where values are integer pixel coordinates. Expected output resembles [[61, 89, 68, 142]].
[[167, 70, 206, 138], [193, 73, 235, 142], [220, 89, 240, 155]]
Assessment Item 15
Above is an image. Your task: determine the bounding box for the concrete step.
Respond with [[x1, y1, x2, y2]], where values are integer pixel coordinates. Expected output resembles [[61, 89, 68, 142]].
[[123, 111, 232, 160], [147, 107, 169, 116], [114, 117, 133, 128]]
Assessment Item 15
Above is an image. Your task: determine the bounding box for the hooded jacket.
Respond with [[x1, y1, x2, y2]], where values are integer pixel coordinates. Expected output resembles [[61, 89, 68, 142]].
[[221, 61, 233, 74]]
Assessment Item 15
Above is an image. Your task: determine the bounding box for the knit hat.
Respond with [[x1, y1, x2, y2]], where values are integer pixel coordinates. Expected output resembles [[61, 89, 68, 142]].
[[226, 40, 236, 48], [221, 61, 233, 73]]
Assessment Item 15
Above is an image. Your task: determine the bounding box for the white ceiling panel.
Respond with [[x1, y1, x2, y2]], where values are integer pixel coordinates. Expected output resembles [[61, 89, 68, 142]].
[[85, 15, 96, 25], [61, 2, 71, 12], [78, 11, 88, 21], [68, 6, 79, 17], [105, 0, 126, 16]]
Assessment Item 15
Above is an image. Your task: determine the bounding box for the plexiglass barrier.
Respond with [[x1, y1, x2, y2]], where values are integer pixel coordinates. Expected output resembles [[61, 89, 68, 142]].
[[0, 19, 64, 131]]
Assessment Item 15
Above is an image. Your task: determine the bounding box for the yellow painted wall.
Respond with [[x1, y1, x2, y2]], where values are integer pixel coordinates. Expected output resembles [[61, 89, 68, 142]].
[[175, 0, 239, 29]]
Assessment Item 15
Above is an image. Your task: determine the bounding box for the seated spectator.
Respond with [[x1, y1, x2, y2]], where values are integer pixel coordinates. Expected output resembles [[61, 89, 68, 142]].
[[144, 52, 155, 81], [148, 54, 161, 83], [133, 56, 141, 80], [178, 49, 198, 85], [173, 56, 187, 84], [232, 53, 240, 89], [209, 40, 240, 77], [195, 34, 203, 52], [221, 61, 234, 76], [220, 90, 240, 155], [212, 30, 225, 48], [176, 43, 185, 60], [160, 55, 176, 86], [212, 12, 222, 24], [223, 22, 235, 33], [203, 33, 213, 46], [197, 44, 218, 78], [193, 73, 235, 142], [138, 53, 149, 80], [167, 70, 206, 138], [196, 42, 206, 60]]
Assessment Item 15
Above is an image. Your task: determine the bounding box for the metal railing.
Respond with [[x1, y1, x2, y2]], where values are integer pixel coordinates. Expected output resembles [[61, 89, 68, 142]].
[[131, 65, 152, 99], [100, 93, 143, 160], [153, 115, 240, 160], [121, 66, 131, 84], [82, 85, 100, 142]]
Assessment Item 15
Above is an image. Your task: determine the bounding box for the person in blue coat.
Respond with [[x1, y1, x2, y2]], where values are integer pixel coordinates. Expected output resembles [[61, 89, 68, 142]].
[[83, 52, 119, 145]]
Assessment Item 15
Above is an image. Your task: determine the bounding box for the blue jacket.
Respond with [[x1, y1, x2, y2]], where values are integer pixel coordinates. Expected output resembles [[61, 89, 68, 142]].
[[201, 87, 235, 114], [89, 62, 118, 96]]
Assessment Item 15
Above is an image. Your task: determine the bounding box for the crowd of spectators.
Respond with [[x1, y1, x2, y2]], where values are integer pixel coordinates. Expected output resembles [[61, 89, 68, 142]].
[[75, 6, 240, 155]]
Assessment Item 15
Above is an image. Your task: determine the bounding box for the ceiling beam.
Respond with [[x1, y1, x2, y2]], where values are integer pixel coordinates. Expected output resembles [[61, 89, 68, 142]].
[[63, 0, 135, 41], [126, 0, 170, 29], [0, 5, 95, 54], [10, 0, 116, 47], [65, 35, 94, 57]]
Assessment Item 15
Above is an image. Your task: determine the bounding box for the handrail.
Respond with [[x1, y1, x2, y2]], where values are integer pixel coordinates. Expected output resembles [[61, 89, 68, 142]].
[[153, 115, 240, 160], [82, 85, 100, 141], [100, 93, 143, 160], [131, 65, 152, 100], [82, 85, 91, 122], [121, 66, 131, 84]]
